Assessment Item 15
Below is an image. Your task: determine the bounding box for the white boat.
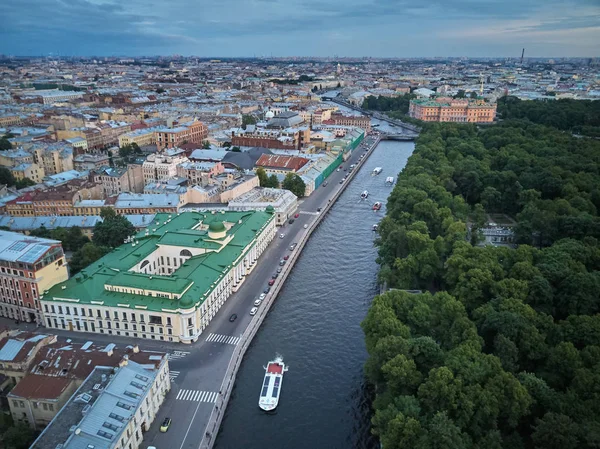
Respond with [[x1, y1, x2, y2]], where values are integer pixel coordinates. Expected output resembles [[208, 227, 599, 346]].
[[259, 356, 288, 411], [386, 176, 394, 185], [372, 167, 382, 175], [373, 202, 382, 211], [372, 224, 378, 231], [361, 190, 369, 199]]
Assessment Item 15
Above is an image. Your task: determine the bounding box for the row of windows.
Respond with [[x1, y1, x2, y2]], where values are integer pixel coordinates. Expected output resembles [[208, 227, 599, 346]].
[[12, 400, 54, 411]]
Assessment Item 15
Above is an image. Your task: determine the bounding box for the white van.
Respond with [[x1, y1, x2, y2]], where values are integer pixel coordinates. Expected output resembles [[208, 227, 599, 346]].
[[250, 307, 258, 316], [254, 299, 262, 307]]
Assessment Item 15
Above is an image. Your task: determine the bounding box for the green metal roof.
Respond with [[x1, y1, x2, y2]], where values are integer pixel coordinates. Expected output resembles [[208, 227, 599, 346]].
[[43, 211, 274, 312]]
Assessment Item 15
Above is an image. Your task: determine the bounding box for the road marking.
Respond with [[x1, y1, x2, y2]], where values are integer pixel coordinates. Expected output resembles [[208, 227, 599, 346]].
[[169, 370, 180, 381], [167, 351, 190, 361], [206, 333, 240, 345], [176, 389, 218, 403]]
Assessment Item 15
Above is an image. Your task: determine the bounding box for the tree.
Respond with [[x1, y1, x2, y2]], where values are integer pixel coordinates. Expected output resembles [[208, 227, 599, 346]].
[[69, 243, 110, 274], [156, 87, 165, 94], [223, 142, 232, 148], [93, 213, 135, 248], [3, 424, 37, 449], [0, 167, 15, 186], [0, 137, 12, 150], [15, 177, 36, 189], [454, 90, 467, 99], [256, 167, 269, 187], [241, 114, 257, 129], [282, 173, 306, 198], [202, 140, 211, 149], [267, 174, 279, 188], [231, 146, 241, 152]]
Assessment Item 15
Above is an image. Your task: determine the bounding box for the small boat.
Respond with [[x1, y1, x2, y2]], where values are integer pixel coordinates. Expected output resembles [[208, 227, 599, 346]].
[[361, 190, 369, 199], [385, 176, 394, 185], [372, 224, 378, 231], [259, 356, 288, 412], [372, 167, 382, 175], [373, 202, 382, 211]]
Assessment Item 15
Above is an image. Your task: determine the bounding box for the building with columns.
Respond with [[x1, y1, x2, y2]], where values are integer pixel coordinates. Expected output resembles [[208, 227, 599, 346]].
[[39, 210, 276, 343]]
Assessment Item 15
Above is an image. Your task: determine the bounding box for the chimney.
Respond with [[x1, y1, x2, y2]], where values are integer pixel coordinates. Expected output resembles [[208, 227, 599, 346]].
[[107, 348, 113, 357], [132, 345, 140, 354], [119, 354, 129, 367]]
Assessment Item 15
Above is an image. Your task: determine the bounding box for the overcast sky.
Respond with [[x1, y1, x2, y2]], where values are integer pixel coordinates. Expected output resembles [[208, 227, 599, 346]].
[[1, 0, 599, 57]]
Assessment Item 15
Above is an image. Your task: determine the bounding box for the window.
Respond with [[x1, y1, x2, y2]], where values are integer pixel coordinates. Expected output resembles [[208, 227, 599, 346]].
[[43, 403, 48, 410], [12, 400, 18, 407], [123, 391, 139, 399], [104, 421, 120, 431], [49, 404, 54, 411], [116, 401, 132, 410]]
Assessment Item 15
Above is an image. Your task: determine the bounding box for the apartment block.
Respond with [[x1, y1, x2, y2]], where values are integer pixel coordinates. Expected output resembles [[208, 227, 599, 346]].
[[176, 161, 224, 186], [142, 151, 189, 184], [118, 126, 161, 148], [323, 113, 372, 133], [8, 340, 167, 431], [11, 163, 45, 183], [94, 165, 144, 196], [29, 358, 169, 446], [155, 120, 208, 151], [0, 231, 68, 323]]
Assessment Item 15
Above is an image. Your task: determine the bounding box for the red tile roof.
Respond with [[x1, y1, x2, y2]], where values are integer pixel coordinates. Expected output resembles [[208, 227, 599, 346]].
[[256, 154, 309, 171], [9, 374, 72, 400]]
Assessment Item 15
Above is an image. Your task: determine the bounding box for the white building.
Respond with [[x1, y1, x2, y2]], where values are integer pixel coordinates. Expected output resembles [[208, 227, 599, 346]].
[[142, 151, 189, 184], [30, 357, 170, 449], [228, 187, 298, 226]]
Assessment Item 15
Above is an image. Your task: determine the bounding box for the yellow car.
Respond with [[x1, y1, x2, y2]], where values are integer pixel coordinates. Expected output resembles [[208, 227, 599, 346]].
[[160, 417, 171, 433]]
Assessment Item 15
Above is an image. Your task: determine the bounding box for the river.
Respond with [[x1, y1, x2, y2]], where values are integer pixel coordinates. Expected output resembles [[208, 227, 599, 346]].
[[214, 134, 414, 449]]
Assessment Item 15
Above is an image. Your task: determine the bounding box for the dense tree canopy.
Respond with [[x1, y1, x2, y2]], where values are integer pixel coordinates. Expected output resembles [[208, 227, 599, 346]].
[[69, 242, 110, 275], [365, 120, 600, 448], [363, 93, 416, 114], [0, 137, 12, 151], [282, 172, 306, 197], [93, 208, 135, 248], [30, 226, 90, 252], [256, 167, 279, 188], [497, 96, 600, 137]]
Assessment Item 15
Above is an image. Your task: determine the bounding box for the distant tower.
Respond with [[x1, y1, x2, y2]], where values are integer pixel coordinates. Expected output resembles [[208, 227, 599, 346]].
[[520, 48, 525, 65], [337, 63, 342, 75], [479, 73, 484, 96]]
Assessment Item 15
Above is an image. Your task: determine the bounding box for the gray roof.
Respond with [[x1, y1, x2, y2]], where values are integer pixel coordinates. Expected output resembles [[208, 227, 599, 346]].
[[32, 361, 162, 449], [0, 334, 48, 361], [222, 147, 273, 170]]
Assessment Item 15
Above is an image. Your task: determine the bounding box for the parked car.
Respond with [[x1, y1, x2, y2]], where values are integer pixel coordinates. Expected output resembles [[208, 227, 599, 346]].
[[283, 255, 289, 260], [294, 213, 300, 218], [229, 314, 237, 322], [279, 260, 285, 266], [277, 267, 283, 273], [279, 234, 285, 239], [303, 224, 308, 229], [264, 286, 271, 293], [259, 293, 266, 300], [254, 299, 262, 307], [160, 418, 172, 433], [290, 243, 297, 250], [272, 273, 278, 279], [250, 307, 258, 316], [317, 207, 322, 212]]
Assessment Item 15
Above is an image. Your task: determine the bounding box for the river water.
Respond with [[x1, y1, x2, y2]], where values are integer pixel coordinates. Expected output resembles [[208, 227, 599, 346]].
[[215, 126, 413, 449]]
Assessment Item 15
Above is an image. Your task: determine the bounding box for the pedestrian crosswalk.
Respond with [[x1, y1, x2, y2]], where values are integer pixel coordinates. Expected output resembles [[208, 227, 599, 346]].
[[167, 350, 190, 361], [169, 370, 180, 381], [176, 389, 218, 403], [205, 333, 240, 345]]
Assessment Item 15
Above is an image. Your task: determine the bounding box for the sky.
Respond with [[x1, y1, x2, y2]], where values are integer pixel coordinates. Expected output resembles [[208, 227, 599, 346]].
[[1, 0, 599, 57]]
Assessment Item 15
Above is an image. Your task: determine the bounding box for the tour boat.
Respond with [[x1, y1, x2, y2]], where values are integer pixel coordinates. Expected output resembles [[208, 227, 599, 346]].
[[372, 167, 382, 175], [259, 356, 288, 412], [386, 176, 394, 185], [361, 190, 369, 199], [373, 202, 382, 211]]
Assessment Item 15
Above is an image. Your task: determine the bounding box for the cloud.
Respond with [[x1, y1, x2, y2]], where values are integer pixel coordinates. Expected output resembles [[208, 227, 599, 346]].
[[0, 0, 598, 56]]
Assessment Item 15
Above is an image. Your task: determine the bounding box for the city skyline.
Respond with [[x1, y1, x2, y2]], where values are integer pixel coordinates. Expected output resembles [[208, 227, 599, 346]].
[[1, 0, 599, 57]]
